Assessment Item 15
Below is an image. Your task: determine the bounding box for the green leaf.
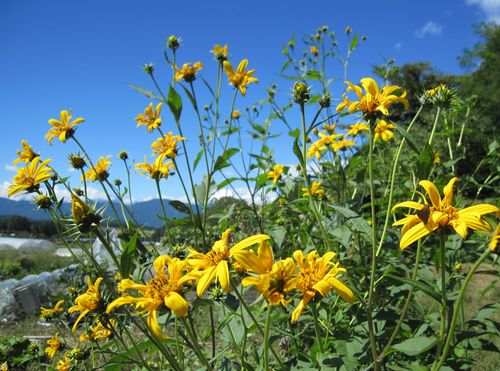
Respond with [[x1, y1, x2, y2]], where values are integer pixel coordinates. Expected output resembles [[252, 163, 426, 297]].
[[386, 273, 441, 303], [293, 138, 305, 167], [328, 204, 371, 238], [305, 69, 322, 80], [268, 226, 286, 248], [193, 149, 204, 171], [128, 83, 162, 100], [217, 177, 239, 190], [390, 336, 437, 356], [201, 78, 216, 100], [168, 200, 190, 215], [349, 34, 359, 54], [214, 148, 239, 172], [416, 142, 434, 180], [394, 123, 420, 155], [119, 232, 138, 283], [167, 85, 182, 122]]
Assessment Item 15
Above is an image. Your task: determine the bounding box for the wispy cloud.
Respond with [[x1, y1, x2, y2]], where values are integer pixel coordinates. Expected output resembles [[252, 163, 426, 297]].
[[415, 21, 443, 38], [4, 164, 17, 173], [466, 0, 500, 23], [394, 42, 402, 51]]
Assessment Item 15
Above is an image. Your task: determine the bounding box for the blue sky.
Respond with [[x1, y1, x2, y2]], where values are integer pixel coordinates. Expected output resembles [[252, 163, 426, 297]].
[[1, 0, 498, 203]]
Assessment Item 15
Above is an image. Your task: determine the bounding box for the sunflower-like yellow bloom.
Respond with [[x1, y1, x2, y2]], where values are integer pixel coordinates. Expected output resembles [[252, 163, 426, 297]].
[[302, 181, 325, 199], [135, 103, 163, 132], [223, 59, 258, 96], [174, 62, 203, 82], [135, 156, 175, 180], [1, 362, 7, 371], [307, 141, 327, 160], [187, 229, 270, 297], [346, 122, 369, 137], [374, 120, 395, 142], [336, 78, 409, 116], [13, 140, 39, 165], [151, 132, 186, 159], [68, 277, 103, 332], [231, 109, 240, 119], [107, 256, 192, 338], [267, 164, 284, 184], [309, 45, 319, 56], [46, 110, 85, 144], [82, 156, 111, 182], [331, 138, 355, 153], [291, 250, 354, 323], [490, 225, 500, 253], [40, 300, 64, 320], [45, 332, 61, 359], [79, 319, 116, 342], [211, 44, 229, 62], [392, 177, 499, 249], [8, 157, 52, 197], [55, 355, 71, 371], [241, 241, 296, 306]]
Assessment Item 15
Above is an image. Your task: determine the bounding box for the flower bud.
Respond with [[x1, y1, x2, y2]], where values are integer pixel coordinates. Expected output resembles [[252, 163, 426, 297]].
[[114, 179, 122, 187], [319, 93, 331, 108], [167, 35, 180, 50], [36, 194, 52, 210], [68, 154, 86, 170], [143, 63, 154, 75], [71, 194, 101, 233], [119, 151, 128, 160], [293, 82, 310, 104]]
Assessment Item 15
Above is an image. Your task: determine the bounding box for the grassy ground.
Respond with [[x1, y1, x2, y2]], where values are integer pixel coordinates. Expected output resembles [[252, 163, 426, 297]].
[[0, 249, 74, 280]]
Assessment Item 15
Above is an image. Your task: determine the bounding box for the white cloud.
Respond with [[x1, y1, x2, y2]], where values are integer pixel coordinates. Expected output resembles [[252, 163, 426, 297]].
[[415, 21, 443, 38], [4, 164, 17, 173], [466, 0, 500, 23], [0, 182, 108, 202], [394, 42, 402, 51]]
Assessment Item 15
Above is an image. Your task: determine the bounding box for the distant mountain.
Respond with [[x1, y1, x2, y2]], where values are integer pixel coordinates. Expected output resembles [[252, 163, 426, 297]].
[[0, 197, 186, 228]]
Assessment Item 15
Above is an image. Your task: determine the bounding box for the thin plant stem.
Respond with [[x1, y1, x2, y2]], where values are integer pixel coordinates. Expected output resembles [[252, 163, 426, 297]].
[[379, 240, 422, 362], [428, 106, 442, 145], [180, 317, 212, 370], [433, 248, 490, 370], [434, 234, 448, 366], [310, 302, 325, 354], [155, 178, 172, 245], [366, 119, 380, 370], [263, 304, 272, 368]]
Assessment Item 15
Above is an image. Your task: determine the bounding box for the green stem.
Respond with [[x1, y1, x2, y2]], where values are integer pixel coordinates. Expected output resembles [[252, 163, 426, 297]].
[[155, 178, 172, 245], [180, 317, 212, 369], [428, 106, 442, 146], [376, 106, 423, 256], [379, 240, 422, 362], [434, 234, 448, 365], [433, 248, 490, 370], [263, 304, 272, 369], [367, 119, 380, 370], [310, 302, 325, 353], [123, 158, 134, 210]]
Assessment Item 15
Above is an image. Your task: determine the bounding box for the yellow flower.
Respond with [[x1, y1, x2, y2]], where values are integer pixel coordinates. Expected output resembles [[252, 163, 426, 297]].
[[331, 138, 355, 152], [55, 355, 71, 371], [40, 300, 64, 320], [68, 276, 103, 332], [241, 241, 296, 306], [374, 120, 396, 142], [346, 122, 369, 137], [302, 181, 325, 199], [211, 44, 229, 62], [1, 362, 7, 371], [336, 78, 409, 116], [307, 141, 327, 159], [71, 194, 101, 232], [174, 62, 203, 82], [151, 132, 186, 159], [46, 110, 84, 144], [8, 157, 52, 197], [107, 256, 192, 338], [45, 332, 61, 359], [79, 319, 116, 342], [186, 229, 270, 297], [267, 164, 284, 184], [135, 103, 163, 133], [82, 156, 111, 182], [309, 45, 319, 56], [13, 140, 39, 165], [223, 59, 258, 96], [392, 177, 499, 249], [291, 250, 354, 323], [489, 225, 500, 252], [323, 123, 336, 134], [135, 156, 175, 180], [231, 109, 240, 119]]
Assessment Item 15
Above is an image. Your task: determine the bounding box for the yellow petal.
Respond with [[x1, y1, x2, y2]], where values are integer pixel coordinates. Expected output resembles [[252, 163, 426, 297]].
[[71, 309, 90, 332], [231, 234, 270, 252], [449, 219, 468, 239], [196, 266, 217, 297], [458, 204, 499, 217], [216, 260, 230, 292], [419, 180, 442, 208], [148, 310, 165, 339], [164, 292, 188, 317], [442, 177, 458, 206], [400, 222, 437, 249], [328, 277, 355, 304]]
